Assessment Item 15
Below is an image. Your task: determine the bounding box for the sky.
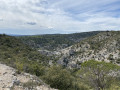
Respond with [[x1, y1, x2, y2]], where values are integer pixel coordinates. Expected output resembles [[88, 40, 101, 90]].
[[0, 0, 120, 35]]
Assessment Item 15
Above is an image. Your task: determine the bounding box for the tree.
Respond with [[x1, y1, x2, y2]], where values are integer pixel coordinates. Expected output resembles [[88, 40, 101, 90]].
[[77, 60, 120, 90], [43, 65, 74, 90]]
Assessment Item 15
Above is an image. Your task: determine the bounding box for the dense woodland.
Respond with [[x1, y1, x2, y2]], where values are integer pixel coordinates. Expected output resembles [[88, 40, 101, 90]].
[[0, 32, 120, 90]]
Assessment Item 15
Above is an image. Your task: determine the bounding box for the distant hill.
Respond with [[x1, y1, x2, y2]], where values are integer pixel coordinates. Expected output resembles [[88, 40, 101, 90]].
[[17, 31, 102, 51], [8, 34, 31, 37], [57, 31, 120, 68]]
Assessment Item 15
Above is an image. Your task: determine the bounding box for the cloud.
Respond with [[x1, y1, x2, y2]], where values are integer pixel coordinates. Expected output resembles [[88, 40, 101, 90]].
[[0, 0, 120, 34], [27, 22, 37, 25]]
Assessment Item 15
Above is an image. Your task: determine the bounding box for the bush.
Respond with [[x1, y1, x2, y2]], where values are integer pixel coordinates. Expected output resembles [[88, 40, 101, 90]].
[[43, 65, 74, 90], [77, 60, 120, 90]]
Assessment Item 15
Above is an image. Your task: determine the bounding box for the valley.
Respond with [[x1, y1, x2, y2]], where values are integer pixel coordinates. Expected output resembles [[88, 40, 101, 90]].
[[18, 31, 120, 68], [0, 31, 120, 90]]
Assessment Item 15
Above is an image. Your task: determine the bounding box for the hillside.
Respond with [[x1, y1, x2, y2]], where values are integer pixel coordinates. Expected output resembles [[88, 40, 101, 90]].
[[0, 34, 52, 75], [17, 31, 101, 51], [0, 34, 48, 61], [57, 31, 120, 68]]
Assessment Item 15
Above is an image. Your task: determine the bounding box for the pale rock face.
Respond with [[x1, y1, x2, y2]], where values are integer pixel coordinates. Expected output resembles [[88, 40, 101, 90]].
[[0, 64, 16, 90], [57, 32, 120, 68], [0, 63, 56, 90]]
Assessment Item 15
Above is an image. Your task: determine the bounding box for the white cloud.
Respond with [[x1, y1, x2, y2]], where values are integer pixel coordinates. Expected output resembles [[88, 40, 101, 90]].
[[0, 0, 120, 34]]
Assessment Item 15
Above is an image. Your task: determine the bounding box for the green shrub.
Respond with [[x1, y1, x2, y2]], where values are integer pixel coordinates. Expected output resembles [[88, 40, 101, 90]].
[[43, 65, 74, 90], [77, 60, 120, 90], [23, 80, 39, 89], [15, 61, 23, 74]]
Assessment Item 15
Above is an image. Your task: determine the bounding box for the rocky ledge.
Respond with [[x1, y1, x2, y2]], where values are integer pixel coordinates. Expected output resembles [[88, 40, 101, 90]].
[[0, 63, 56, 90]]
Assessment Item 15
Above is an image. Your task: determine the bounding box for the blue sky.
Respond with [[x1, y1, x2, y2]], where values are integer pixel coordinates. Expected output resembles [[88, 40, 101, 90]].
[[0, 0, 120, 35]]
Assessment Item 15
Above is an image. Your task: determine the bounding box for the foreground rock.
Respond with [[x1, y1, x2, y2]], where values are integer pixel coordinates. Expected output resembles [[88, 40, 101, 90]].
[[0, 63, 56, 90]]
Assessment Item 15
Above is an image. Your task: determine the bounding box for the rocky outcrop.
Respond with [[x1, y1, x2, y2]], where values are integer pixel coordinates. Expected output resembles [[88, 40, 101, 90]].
[[57, 31, 120, 68], [0, 63, 56, 90]]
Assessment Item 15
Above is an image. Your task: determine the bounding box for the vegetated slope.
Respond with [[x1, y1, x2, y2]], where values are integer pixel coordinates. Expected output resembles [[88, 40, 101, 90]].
[[57, 31, 120, 68], [0, 34, 50, 74], [17, 31, 102, 51]]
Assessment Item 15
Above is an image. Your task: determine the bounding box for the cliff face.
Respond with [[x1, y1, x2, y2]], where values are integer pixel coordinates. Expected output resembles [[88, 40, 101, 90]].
[[0, 63, 56, 90], [57, 31, 120, 68]]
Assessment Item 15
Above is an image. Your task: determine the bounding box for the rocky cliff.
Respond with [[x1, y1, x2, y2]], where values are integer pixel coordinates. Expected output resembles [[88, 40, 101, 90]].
[[57, 31, 120, 68]]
